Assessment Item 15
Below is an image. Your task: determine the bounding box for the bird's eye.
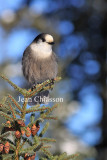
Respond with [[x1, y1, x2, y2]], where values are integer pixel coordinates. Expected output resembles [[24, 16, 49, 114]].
[[42, 38, 45, 42]]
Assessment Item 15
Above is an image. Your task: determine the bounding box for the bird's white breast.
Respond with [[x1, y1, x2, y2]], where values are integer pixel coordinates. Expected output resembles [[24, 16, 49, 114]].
[[30, 43, 52, 59]]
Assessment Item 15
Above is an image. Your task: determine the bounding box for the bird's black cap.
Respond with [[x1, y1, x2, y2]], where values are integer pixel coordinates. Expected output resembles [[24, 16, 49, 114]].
[[33, 33, 54, 45]]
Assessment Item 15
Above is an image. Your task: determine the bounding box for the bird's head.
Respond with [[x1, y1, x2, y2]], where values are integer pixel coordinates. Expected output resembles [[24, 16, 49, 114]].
[[30, 33, 54, 58], [34, 33, 55, 46]]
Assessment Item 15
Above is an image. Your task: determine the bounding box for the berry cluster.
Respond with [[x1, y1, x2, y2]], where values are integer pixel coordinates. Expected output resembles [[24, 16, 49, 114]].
[[0, 142, 10, 154]]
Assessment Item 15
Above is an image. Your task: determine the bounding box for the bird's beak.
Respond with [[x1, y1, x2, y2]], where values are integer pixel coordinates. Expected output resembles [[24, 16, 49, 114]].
[[48, 42, 55, 45]]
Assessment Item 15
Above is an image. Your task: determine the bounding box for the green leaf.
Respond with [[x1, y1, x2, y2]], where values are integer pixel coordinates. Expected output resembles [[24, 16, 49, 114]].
[[39, 122, 49, 137], [0, 111, 14, 121]]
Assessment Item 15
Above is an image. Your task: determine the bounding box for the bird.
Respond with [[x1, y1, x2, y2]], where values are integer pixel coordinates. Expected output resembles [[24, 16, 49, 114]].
[[22, 33, 58, 105]]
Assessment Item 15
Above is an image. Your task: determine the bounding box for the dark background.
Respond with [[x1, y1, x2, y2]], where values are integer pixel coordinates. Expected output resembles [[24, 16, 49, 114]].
[[0, 0, 106, 159]]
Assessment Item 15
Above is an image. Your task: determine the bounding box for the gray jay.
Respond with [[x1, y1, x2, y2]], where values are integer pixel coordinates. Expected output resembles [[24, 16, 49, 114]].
[[22, 33, 58, 105]]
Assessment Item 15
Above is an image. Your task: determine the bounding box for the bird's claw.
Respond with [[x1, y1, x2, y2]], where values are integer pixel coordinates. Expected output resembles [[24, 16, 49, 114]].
[[49, 79, 55, 90], [31, 84, 36, 91]]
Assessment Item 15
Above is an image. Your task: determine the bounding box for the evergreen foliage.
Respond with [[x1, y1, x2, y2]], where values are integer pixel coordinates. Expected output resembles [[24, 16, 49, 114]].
[[0, 74, 81, 160]]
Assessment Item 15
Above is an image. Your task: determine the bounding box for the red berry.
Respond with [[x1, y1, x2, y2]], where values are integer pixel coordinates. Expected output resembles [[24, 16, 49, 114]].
[[0, 143, 4, 152], [4, 142, 10, 154], [25, 127, 31, 137], [15, 130, 21, 138]]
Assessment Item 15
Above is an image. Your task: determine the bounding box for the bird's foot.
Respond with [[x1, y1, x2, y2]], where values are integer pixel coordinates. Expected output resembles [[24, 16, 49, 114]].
[[31, 84, 36, 91], [49, 79, 55, 90]]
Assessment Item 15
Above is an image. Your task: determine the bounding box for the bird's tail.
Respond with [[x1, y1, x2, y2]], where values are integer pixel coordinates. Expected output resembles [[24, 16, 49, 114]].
[[28, 90, 49, 106]]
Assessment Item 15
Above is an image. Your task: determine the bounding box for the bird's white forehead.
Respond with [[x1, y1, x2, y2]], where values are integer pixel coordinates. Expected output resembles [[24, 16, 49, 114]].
[[45, 34, 54, 43]]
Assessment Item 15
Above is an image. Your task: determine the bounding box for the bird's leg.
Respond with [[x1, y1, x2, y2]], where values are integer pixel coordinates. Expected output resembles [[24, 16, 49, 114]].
[[49, 78, 55, 90], [51, 78, 55, 85], [31, 83, 37, 91]]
